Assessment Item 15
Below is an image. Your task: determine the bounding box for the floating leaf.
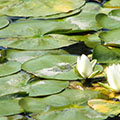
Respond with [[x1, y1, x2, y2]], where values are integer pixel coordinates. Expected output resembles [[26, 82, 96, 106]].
[[0, 61, 21, 77], [66, 3, 101, 31], [84, 34, 101, 48], [22, 54, 79, 80], [0, 97, 23, 117], [19, 89, 108, 113], [0, 72, 30, 97], [6, 49, 68, 64], [99, 28, 120, 46], [0, 34, 81, 50], [88, 99, 120, 115], [92, 45, 120, 64], [32, 107, 107, 120], [0, 0, 85, 17], [26, 80, 69, 96], [0, 17, 9, 29], [96, 13, 120, 29], [0, 18, 78, 38], [104, 0, 120, 8]]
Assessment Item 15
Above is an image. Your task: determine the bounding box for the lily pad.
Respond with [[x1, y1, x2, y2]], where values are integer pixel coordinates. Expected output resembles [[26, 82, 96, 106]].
[[6, 49, 68, 64], [0, 34, 81, 50], [0, 61, 21, 77], [19, 89, 108, 113], [0, 19, 78, 38], [84, 33, 101, 48], [0, 17, 9, 29], [22, 54, 79, 80], [66, 3, 101, 31], [26, 80, 69, 96], [88, 99, 120, 115], [104, 0, 120, 8], [99, 28, 120, 46], [0, 97, 23, 117], [0, 72, 30, 97], [96, 13, 120, 29], [32, 107, 107, 120], [0, 0, 85, 17], [92, 45, 120, 64]]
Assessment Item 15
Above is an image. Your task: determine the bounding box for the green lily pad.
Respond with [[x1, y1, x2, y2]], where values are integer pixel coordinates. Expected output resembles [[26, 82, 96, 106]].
[[19, 89, 108, 113], [22, 54, 79, 80], [0, 17, 9, 29], [0, 34, 81, 50], [92, 45, 120, 64], [0, 61, 21, 77], [0, 19, 78, 38], [6, 49, 68, 64], [96, 13, 120, 29], [0, 0, 85, 17], [32, 107, 107, 120], [0, 97, 23, 117], [104, 0, 120, 8], [66, 3, 101, 31], [99, 28, 120, 46], [26, 80, 69, 96], [109, 9, 120, 17], [88, 99, 120, 115], [84, 33, 101, 48], [0, 72, 30, 97]]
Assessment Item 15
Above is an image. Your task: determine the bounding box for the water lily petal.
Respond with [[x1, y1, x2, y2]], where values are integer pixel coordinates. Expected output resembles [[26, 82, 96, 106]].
[[77, 54, 93, 78], [106, 64, 120, 92]]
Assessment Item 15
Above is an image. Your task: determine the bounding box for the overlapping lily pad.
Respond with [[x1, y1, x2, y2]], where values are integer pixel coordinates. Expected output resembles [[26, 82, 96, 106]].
[[0, 71, 69, 97], [6, 49, 69, 64], [0, 72, 30, 96], [99, 28, 120, 46], [19, 89, 108, 113], [93, 45, 120, 64], [0, 19, 78, 38], [0, 61, 21, 77], [26, 80, 69, 96], [0, 17, 9, 29], [88, 99, 120, 115], [0, 0, 85, 17], [104, 0, 120, 8], [22, 54, 79, 80], [0, 34, 83, 50], [32, 107, 107, 120], [0, 97, 23, 117], [66, 3, 101, 31]]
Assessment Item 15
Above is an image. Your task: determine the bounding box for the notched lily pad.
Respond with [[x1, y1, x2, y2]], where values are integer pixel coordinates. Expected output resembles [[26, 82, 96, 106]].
[[88, 99, 120, 115], [0, 34, 80, 50], [22, 54, 79, 80], [0, 61, 21, 77]]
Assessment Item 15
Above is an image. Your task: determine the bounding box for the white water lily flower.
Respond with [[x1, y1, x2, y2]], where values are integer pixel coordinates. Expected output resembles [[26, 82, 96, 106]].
[[106, 64, 120, 92], [77, 54, 98, 78]]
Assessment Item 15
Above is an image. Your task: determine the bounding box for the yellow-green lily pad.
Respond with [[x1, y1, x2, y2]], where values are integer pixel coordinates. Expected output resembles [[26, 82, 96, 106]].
[[88, 99, 120, 115]]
